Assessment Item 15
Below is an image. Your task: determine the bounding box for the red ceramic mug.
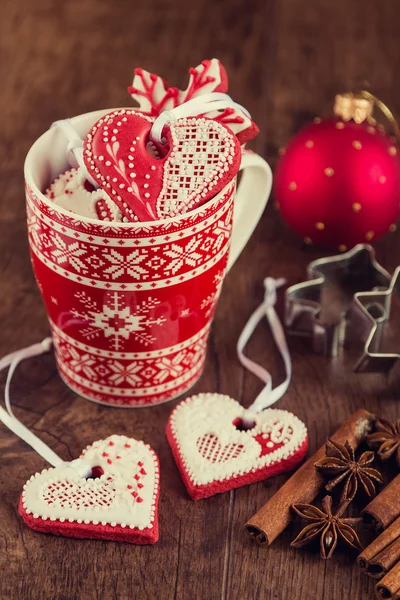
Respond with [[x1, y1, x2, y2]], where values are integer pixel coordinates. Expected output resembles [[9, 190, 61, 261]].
[[25, 109, 272, 407]]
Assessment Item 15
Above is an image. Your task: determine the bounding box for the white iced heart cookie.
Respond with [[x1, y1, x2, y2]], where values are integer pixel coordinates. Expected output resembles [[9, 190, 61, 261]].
[[19, 435, 160, 544], [166, 393, 308, 500], [45, 167, 124, 222]]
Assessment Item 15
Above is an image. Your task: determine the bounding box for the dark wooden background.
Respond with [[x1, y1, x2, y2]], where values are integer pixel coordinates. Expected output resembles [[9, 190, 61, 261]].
[[1, 1, 400, 598]]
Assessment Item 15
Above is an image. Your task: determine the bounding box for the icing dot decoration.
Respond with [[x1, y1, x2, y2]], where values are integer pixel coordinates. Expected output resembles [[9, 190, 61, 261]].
[[83, 109, 241, 223], [45, 167, 124, 223], [166, 393, 308, 500], [19, 435, 160, 544]]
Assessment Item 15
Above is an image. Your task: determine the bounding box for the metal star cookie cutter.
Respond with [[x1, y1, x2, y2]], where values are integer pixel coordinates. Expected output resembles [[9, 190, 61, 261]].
[[285, 244, 399, 371], [351, 266, 400, 372]]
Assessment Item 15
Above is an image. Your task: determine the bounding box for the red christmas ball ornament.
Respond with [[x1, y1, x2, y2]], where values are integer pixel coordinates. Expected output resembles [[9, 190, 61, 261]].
[[275, 93, 400, 251]]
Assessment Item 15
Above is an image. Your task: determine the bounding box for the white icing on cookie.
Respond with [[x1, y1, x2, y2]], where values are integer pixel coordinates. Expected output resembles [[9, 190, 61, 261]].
[[45, 167, 124, 222], [21, 435, 159, 529], [169, 393, 308, 486]]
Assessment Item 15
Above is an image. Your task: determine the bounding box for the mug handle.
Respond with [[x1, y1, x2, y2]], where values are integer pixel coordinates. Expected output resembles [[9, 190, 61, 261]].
[[227, 149, 273, 271]]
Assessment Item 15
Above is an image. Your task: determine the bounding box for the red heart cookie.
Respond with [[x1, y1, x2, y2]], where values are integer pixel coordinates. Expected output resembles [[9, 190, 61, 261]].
[[166, 393, 308, 500], [84, 109, 241, 222], [19, 435, 160, 544]]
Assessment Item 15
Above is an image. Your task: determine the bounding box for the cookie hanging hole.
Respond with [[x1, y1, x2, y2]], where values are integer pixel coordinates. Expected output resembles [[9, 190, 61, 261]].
[[87, 466, 104, 479], [83, 179, 96, 193], [233, 417, 256, 431], [145, 132, 167, 159]]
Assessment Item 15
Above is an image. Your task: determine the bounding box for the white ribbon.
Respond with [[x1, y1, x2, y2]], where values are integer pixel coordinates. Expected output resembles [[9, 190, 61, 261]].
[[0, 339, 92, 477], [238, 278, 291, 425], [0, 277, 289, 467], [149, 92, 251, 144], [52, 93, 250, 187], [51, 119, 99, 188]]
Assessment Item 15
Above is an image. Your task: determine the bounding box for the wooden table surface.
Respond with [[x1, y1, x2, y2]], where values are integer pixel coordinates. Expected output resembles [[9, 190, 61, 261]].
[[1, 1, 400, 599]]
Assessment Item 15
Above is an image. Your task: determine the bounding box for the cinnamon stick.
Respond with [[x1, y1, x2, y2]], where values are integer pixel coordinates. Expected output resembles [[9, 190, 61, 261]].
[[245, 409, 374, 546], [363, 475, 400, 533], [375, 561, 400, 600], [358, 517, 400, 579]]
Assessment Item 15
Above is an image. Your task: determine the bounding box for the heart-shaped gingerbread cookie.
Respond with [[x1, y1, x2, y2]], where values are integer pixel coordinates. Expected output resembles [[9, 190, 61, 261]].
[[166, 393, 308, 500], [84, 109, 241, 222], [19, 435, 160, 544]]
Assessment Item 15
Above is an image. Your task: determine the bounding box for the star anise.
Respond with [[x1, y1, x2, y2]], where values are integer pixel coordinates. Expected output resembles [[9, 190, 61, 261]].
[[314, 439, 383, 502], [366, 417, 400, 466], [291, 495, 363, 559]]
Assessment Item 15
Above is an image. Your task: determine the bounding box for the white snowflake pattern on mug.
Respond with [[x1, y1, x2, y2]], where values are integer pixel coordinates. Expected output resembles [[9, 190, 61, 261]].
[[71, 291, 167, 350]]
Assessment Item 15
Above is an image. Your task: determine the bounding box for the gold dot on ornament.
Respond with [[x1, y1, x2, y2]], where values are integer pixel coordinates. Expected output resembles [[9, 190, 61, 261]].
[[365, 231, 375, 241], [367, 126, 376, 134], [313, 117, 322, 124], [305, 140, 314, 148], [279, 147, 286, 156], [336, 122, 345, 130], [352, 203, 362, 212], [274, 201, 280, 210], [389, 224, 397, 232], [315, 222, 325, 231], [304, 237, 313, 245], [338, 244, 347, 252], [288, 182, 297, 191], [324, 168, 335, 177], [379, 176, 387, 184], [353, 141, 362, 150], [389, 146, 397, 156]]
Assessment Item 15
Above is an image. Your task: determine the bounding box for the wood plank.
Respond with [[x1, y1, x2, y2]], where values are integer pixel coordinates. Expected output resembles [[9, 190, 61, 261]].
[[1, 0, 400, 599], [226, 1, 400, 598]]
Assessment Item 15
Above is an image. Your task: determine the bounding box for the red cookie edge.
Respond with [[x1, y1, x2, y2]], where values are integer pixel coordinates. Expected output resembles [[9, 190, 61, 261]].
[[18, 462, 160, 545]]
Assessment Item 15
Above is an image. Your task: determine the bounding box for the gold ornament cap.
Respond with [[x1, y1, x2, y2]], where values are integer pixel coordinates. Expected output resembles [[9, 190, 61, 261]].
[[333, 91, 400, 140], [333, 93, 374, 124]]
